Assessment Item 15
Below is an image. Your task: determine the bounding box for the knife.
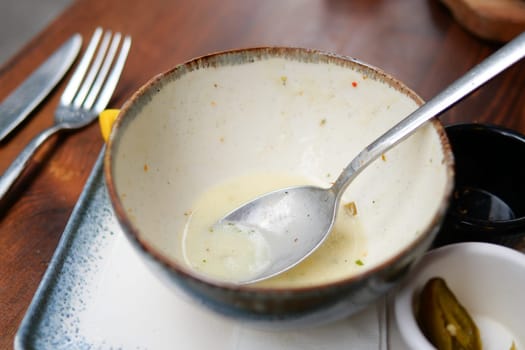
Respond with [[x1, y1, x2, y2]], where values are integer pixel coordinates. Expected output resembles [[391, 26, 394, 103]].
[[0, 34, 82, 141]]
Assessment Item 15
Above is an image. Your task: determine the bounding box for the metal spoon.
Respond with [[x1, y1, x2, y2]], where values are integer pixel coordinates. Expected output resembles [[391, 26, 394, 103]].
[[216, 32, 525, 284]]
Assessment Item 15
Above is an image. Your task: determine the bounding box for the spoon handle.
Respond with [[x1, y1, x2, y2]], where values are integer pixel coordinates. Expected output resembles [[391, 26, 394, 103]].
[[331, 31, 525, 197]]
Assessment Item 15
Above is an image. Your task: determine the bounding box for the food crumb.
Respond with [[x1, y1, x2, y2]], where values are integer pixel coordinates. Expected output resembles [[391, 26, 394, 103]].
[[213, 83, 218, 88], [143, 164, 149, 172], [210, 101, 217, 107], [219, 136, 225, 143], [352, 81, 358, 88], [320, 118, 326, 126], [280, 76, 288, 86], [344, 201, 358, 216], [184, 210, 192, 217], [381, 153, 387, 161], [446, 323, 457, 336], [355, 259, 364, 266]]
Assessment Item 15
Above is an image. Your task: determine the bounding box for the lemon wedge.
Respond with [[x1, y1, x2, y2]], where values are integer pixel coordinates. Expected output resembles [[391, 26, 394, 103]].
[[99, 109, 120, 142]]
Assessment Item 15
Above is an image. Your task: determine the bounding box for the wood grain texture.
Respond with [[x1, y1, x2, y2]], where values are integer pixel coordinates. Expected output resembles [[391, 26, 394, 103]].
[[1, 0, 524, 347], [441, 0, 525, 42]]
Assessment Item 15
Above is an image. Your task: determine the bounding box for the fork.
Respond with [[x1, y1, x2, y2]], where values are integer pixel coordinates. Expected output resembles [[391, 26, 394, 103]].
[[0, 28, 131, 199]]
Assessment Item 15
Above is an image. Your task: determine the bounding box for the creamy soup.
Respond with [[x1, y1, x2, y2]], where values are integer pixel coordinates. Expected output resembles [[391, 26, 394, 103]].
[[182, 173, 368, 287]]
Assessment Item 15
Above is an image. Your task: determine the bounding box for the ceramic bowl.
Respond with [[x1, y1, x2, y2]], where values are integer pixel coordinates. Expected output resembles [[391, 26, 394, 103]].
[[104, 47, 454, 328], [395, 242, 525, 349], [433, 123, 525, 248]]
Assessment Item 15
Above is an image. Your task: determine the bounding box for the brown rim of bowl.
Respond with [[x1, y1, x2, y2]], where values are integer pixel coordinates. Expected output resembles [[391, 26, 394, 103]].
[[104, 46, 455, 293]]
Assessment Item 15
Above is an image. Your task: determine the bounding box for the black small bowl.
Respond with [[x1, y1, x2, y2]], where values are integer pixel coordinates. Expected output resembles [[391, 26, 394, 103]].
[[434, 123, 525, 248]]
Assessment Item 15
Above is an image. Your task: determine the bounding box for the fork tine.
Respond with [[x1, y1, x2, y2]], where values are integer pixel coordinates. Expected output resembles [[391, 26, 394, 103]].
[[83, 33, 122, 110], [61, 27, 103, 105], [73, 30, 112, 108], [93, 35, 132, 113], [0, 28, 131, 200]]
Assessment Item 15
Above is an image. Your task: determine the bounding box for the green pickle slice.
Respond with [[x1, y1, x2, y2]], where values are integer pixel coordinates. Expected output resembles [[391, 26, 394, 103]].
[[417, 277, 482, 350]]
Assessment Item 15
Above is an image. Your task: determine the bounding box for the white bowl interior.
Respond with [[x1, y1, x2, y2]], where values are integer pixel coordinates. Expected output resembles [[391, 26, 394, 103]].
[[395, 242, 525, 349], [111, 52, 451, 287]]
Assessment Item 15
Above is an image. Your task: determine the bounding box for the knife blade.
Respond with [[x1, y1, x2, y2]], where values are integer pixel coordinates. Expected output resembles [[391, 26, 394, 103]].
[[0, 34, 82, 141]]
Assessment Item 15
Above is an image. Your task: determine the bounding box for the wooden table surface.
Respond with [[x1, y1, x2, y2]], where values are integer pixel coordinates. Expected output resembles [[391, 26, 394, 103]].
[[1, 0, 524, 347]]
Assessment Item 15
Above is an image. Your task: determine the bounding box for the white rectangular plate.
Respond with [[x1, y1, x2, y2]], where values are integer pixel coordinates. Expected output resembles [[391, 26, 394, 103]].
[[15, 148, 407, 349]]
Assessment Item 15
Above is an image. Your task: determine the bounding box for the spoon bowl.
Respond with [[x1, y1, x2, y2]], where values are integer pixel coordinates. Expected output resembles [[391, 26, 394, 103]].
[[218, 32, 525, 284], [218, 185, 338, 283]]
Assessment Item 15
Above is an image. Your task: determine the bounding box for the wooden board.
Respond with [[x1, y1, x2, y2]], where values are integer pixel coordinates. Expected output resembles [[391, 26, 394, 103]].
[[441, 0, 525, 42]]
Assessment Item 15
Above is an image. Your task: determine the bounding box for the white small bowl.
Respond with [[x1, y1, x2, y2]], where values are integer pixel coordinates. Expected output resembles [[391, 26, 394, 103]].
[[395, 242, 525, 349]]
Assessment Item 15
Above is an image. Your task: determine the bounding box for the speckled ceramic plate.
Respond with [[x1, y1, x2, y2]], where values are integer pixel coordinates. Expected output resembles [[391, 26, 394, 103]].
[[15, 148, 408, 349]]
